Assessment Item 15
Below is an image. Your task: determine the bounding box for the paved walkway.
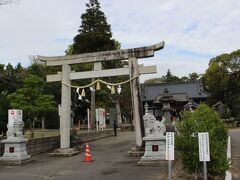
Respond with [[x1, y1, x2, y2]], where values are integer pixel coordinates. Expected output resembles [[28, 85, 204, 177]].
[[229, 128, 240, 180], [0, 132, 167, 180]]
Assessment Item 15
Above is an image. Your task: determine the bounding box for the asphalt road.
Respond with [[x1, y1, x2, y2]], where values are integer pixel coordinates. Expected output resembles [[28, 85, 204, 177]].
[[229, 128, 240, 180], [0, 132, 167, 180]]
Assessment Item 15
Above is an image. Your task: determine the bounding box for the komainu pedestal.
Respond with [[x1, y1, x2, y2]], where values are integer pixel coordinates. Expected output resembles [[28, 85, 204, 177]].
[[0, 138, 31, 165], [141, 135, 166, 161]]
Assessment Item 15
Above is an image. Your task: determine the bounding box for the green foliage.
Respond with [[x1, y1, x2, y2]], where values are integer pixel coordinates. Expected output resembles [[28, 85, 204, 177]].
[[188, 72, 200, 80], [176, 104, 229, 177], [0, 92, 10, 134], [0, 63, 26, 134], [0, 63, 26, 93], [67, 0, 131, 125], [8, 75, 56, 122], [28, 63, 61, 104], [144, 77, 162, 84], [71, 0, 121, 70], [65, 44, 74, 55], [0, 63, 60, 131], [72, 0, 119, 54], [180, 76, 189, 81], [162, 69, 180, 82], [28, 63, 47, 80], [204, 60, 228, 101], [144, 70, 201, 83], [204, 49, 240, 120]]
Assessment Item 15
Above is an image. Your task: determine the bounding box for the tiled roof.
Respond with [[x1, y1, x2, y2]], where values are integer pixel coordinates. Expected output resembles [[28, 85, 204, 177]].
[[141, 80, 210, 101]]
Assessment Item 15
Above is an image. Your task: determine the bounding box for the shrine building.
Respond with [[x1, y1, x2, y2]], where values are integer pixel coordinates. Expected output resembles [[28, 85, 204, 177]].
[[141, 80, 210, 118]]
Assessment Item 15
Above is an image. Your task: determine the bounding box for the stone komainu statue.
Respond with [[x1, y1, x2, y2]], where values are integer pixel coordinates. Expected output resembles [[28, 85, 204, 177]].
[[143, 104, 166, 137], [7, 119, 24, 138]]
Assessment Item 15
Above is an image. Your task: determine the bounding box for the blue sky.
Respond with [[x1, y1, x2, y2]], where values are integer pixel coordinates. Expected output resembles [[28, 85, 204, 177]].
[[0, 0, 239, 81]]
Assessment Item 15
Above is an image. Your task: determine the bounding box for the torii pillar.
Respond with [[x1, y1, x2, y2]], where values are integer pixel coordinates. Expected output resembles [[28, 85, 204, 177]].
[[61, 64, 71, 149]]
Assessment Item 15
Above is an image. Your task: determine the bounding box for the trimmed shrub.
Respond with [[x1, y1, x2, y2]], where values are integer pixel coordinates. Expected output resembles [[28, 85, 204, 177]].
[[176, 104, 229, 177]]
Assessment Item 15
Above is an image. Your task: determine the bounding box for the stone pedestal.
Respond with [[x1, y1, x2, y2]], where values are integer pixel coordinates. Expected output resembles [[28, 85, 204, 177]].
[[141, 135, 166, 161], [138, 135, 167, 165], [137, 134, 167, 167], [0, 138, 31, 165]]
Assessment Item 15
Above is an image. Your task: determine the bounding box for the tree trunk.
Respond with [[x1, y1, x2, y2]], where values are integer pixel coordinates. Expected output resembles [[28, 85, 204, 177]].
[[41, 117, 45, 130], [30, 119, 34, 138]]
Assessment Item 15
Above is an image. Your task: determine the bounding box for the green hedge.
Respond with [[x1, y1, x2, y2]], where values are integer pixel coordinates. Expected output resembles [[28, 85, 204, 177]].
[[176, 104, 229, 177]]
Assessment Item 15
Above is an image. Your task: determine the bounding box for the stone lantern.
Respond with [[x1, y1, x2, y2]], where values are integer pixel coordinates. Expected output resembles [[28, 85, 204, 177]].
[[160, 88, 174, 127]]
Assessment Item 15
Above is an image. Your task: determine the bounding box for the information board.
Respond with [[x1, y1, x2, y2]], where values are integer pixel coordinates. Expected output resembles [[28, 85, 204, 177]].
[[198, 132, 210, 162], [98, 108, 106, 129], [166, 132, 175, 160], [96, 108, 106, 130]]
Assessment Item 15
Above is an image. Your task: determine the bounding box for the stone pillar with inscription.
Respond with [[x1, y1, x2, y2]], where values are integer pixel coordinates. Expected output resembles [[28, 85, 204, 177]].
[[0, 109, 31, 165]]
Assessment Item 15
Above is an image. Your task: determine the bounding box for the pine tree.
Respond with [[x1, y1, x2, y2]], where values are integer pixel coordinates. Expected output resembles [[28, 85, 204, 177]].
[[72, 0, 118, 54], [71, 0, 122, 128]]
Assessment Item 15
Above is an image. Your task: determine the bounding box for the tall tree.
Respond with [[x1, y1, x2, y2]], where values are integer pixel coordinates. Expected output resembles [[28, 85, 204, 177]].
[[204, 49, 240, 122], [204, 59, 228, 102], [27, 63, 61, 128], [8, 75, 56, 138], [0, 92, 10, 135], [162, 69, 180, 82], [72, 0, 117, 54], [188, 72, 199, 80], [0, 63, 27, 135], [71, 0, 121, 127]]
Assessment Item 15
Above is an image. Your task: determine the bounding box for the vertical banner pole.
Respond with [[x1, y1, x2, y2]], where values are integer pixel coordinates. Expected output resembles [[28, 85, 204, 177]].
[[166, 132, 174, 180], [198, 132, 210, 180], [203, 161, 207, 180], [96, 108, 99, 132], [168, 160, 172, 180], [87, 108, 90, 132]]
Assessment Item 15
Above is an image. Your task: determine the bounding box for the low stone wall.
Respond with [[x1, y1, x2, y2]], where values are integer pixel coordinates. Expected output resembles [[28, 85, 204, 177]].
[[27, 136, 60, 155], [0, 129, 113, 155], [71, 129, 113, 149], [0, 142, 4, 156]]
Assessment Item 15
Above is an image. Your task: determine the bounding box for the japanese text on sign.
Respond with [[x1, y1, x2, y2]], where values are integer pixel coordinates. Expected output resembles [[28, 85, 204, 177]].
[[198, 132, 210, 162], [166, 132, 174, 160]]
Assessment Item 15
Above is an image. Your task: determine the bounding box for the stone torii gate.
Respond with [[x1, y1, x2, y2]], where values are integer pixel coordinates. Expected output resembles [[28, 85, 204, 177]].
[[37, 41, 164, 154]]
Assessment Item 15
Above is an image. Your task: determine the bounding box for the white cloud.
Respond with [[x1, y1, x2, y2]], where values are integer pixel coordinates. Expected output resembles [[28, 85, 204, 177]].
[[0, 0, 239, 78], [0, 0, 87, 66], [103, 0, 240, 54]]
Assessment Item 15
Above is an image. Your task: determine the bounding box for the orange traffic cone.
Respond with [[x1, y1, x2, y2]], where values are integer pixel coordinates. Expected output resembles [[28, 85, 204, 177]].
[[83, 143, 94, 162]]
